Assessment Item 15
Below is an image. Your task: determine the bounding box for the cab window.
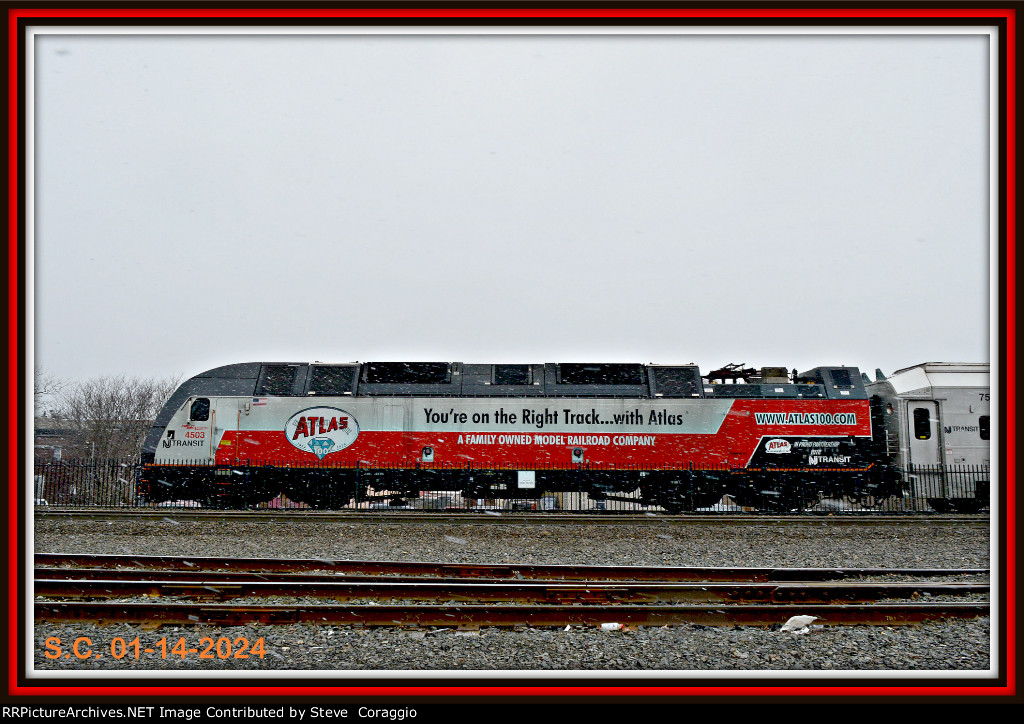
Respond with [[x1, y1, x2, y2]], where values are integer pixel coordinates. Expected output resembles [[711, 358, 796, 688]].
[[190, 398, 210, 422]]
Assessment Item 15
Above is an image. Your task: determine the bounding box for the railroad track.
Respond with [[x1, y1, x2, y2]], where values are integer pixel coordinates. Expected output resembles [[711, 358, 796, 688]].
[[35, 508, 990, 525], [34, 554, 989, 629], [35, 552, 990, 580]]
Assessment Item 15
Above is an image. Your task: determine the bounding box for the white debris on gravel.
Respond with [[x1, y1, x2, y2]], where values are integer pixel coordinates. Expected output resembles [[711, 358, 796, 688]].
[[32, 517, 991, 672], [780, 615, 818, 634]]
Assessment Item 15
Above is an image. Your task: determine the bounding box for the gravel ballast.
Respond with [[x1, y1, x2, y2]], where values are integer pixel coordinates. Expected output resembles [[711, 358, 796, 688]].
[[31, 516, 994, 675]]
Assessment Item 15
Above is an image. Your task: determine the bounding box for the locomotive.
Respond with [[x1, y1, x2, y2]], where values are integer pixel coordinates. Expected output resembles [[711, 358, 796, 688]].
[[137, 360, 990, 512]]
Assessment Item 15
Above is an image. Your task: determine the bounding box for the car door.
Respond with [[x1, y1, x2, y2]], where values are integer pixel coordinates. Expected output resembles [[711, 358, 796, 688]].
[[907, 401, 940, 466]]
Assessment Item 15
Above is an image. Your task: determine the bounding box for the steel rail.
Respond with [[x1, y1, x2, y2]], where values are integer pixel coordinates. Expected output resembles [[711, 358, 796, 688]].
[[33, 577, 989, 604], [34, 508, 989, 525], [34, 553, 989, 582], [36, 567, 988, 586], [34, 601, 989, 628]]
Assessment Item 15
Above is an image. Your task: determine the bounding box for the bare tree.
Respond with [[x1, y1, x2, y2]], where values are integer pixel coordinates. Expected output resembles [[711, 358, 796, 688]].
[[54, 374, 181, 459], [33, 364, 66, 413]]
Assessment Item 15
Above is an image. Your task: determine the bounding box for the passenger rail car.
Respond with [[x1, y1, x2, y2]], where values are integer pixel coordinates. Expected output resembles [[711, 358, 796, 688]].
[[865, 362, 990, 513], [137, 360, 987, 511]]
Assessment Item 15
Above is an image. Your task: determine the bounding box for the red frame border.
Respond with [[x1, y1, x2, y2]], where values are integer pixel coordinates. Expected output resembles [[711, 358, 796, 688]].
[[7, 4, 1017, 702]]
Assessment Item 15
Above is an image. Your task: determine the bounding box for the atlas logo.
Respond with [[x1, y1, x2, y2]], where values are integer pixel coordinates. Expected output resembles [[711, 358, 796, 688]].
[[765, 438, 791, 454], [285, 407, 359, 459]]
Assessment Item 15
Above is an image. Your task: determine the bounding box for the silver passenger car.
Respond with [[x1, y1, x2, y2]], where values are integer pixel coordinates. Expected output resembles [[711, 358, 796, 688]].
[[866, 362, 990, 512]]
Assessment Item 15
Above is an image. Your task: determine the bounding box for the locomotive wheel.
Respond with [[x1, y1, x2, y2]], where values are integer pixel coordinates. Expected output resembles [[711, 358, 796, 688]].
[[732, 487, 818, 513], [694, 491, 729, 509], [656, 490, 725, 513], [649, 473, 726, 513], [927, 498, 955, 513], [755, 493, 791, 513], [285, 486, 353, 510], [654, 491, 691, 513], [245, 490, 284, 507], [242, 481, 284, 508], [198, 496, 233, 510], [658, 499, 687, 514], [283, 471, 360, 510], [792, 488, 822, 511], [949, 499, 985, 514]]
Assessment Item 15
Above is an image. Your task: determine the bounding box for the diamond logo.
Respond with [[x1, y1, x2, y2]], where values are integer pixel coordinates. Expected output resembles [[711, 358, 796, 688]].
[[307, 437, 336, 460]]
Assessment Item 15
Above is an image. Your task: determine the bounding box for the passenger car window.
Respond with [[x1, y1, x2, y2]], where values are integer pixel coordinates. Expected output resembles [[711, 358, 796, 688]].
[[913, 407, 931, 440]]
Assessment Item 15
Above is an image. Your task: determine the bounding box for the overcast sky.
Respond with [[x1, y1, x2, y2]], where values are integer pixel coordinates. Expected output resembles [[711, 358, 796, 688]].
[[31, 30, 993, 388]]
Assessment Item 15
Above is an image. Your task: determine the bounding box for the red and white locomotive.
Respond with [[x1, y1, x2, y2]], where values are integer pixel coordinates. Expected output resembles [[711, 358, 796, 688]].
[[137, 360, 941, 511]]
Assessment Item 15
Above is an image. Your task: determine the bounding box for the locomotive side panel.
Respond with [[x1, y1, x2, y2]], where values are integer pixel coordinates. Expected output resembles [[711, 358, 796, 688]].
[[157, 396, 872, 471], [145, 391, 875, 510]]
